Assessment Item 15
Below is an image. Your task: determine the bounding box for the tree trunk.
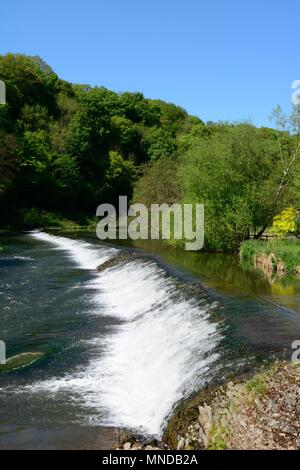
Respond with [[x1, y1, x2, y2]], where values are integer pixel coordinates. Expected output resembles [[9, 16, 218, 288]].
[[254, 225, 267, 239]]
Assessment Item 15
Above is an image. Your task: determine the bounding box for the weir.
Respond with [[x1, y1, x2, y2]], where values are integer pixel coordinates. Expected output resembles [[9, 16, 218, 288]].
[[25, 232, 222, 436]]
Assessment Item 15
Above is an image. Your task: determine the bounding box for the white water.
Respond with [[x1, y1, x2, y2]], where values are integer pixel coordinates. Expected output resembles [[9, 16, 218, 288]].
[[30, 231, 116, 269], [27, 232, 222, 436]]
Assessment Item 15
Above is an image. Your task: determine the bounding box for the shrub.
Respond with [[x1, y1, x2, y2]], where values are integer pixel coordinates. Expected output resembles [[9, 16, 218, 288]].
[[271, 207, 297, 237]]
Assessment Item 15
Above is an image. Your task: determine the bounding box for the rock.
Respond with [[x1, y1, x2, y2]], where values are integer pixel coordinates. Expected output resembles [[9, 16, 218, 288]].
[[198, 427, 208, 447], [198, 404, 213, 434], [131, 442, 143, 449], [177, 437, 185, 450], [185, 438, 190, 447], [210, 301, 219, 309], [220, 415, 229, 428], [123, 442, 131, 450]]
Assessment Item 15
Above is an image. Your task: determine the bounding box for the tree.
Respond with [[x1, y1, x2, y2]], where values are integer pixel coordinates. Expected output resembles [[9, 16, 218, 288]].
[[133, 155, 182, 207], [142, 127, 176, 161], [110, 115, 142, 160], [0, 132, 19, 196], [0, 54, 57, 121], [102, 151, 135, 206], [255, 106, 300, 238], [179, 124, 285, 250], [271, 207, 297, 237]]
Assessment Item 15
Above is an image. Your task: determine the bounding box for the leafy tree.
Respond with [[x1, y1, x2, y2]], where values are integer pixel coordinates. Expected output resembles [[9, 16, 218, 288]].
[[271, 207, 297, 237], [0, 132, 19, 196], [133, 155, 182, 206], [0, 54, 57, 121], [253, 106, 300, 238], [110, 115, 142, 160], [151, 100, 187, 135], [179, 124, 286, 249], [120, 92, 161, 125], [142, 127, 176, 161], [102, 151, 135, 206], [17, 104, 50, 132], [3, 51, 298, 246]]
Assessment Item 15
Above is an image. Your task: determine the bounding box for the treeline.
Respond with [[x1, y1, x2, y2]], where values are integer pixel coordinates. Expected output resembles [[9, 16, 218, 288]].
[[135, 117, 300, 250], [1, 54, 300, 250], [0, 53, 198, 226]]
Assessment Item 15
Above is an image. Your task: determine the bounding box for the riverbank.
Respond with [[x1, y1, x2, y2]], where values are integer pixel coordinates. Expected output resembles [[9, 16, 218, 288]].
[[114, 361, 300, 450], [240, 239, 300, 275], [0, 209, 97, 233], [161, 361, 300, 450]]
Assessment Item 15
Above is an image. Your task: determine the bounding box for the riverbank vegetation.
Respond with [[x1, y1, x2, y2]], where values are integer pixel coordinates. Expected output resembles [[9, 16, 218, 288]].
[[0, 53, 196, 228], [240, 239, 300, 274], [1, 53, 300, 252]]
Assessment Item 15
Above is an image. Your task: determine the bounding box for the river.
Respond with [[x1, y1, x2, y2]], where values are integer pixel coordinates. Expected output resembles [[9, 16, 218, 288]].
[[1, 231, 300, 449]]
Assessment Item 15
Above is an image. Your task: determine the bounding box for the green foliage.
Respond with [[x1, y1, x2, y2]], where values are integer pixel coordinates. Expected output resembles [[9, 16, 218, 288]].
[[133, 155, 182, 206], [20, 208, 64, 228], [1, 52, 299, 244], [110, 115, 142, 160], [103, 151, 136, 205], [142, 127, 176, 161], [0, 53, 187, 227], [179, 124, 288, 250], [245, 364, 278, 399], [246, 374, 268, 398], [239, 239, 257, 263], [0, 54, 58, 123], [207, 423, 229, 450], [271, 207, 297, 237], [240, 239, 300, 273], [0, 132, 19, 195], [18, 208, 94, 230]]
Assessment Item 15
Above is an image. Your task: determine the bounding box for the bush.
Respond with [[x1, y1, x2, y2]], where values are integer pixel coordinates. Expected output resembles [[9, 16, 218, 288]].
[[19, 208, 82, 229], [271, 207, 297, 237]]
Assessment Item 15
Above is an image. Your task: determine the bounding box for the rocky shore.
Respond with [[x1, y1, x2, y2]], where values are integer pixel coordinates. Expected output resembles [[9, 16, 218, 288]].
[[164, 362, 300, 450], [113, 430, 169, 451], [115, 362, 300, 451]]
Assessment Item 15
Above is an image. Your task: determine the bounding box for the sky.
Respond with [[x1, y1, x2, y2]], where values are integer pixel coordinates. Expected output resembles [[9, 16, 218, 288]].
[[1, 0, 299, 126]]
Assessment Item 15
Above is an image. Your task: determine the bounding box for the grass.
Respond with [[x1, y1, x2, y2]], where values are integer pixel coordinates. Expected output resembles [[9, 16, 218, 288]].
[[207, 423, 229, 450], [246, 373, 268, 398], [240, 239, 300, 273], [0, 207, 97, 231], [17, 208, 97, 231], [245, 363, 279, 400]]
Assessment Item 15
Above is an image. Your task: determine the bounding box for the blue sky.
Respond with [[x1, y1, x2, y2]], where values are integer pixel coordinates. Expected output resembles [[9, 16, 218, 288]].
[[1, 0, 299, 126]]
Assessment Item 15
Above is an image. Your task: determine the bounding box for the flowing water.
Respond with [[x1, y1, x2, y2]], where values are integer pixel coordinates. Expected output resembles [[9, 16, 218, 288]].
[[1, 231, 300, 449]]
